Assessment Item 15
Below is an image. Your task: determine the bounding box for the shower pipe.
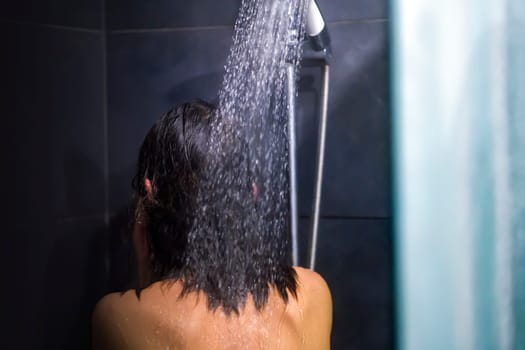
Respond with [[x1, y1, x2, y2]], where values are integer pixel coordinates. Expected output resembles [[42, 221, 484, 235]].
[[308, 62, 329, 271], [288, 64, 300, 266], [289, 0, 331, 269]]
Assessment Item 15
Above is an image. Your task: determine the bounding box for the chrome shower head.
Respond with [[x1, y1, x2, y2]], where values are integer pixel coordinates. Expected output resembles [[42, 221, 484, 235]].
[[306, 0, 331, 55]]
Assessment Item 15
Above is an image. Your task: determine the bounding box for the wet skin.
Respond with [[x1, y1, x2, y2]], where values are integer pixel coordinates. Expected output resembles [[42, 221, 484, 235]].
[[92, 266, 332, 350]]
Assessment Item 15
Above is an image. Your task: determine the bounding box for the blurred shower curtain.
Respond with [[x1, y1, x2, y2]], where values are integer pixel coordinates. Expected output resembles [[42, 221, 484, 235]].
[[391, 0, 525, 349]]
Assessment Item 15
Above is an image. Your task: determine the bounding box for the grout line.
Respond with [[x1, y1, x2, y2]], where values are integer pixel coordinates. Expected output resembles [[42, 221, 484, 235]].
[[101, 19, 388, 35], [58, 214, 106, 222], [0, 16, 387, 35], [0, 18, 103, 34], [101, 0, 112, 288], [101, 0, 110, 228], [298, 215, 390, 220], [327, 18, 389, 25], [106, 18, 388, 35], [108, 24, 233, 34]]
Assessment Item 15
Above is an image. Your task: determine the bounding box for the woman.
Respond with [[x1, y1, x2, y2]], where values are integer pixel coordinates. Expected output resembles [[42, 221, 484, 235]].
[[92, 100, 332, 349]]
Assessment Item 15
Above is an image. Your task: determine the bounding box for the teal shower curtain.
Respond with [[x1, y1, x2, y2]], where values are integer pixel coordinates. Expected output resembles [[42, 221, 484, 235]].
[[391, 1, 525, 349]]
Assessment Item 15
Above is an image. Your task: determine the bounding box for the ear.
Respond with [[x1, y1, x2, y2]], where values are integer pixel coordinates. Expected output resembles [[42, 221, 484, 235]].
[[144, 178, 153, 201], [252, 182, 258, 201]]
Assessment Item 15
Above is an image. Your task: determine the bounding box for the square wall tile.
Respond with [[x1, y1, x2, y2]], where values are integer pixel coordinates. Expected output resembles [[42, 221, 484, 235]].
[[299, 218, 393, 350], [2, 23, 106, 221], [41, 217, 108, 349], [3, 0, 103, 29], [107, 0, 241, 30], [296, 21, 391, 218], [2, 216, 107, 349], [107, 28, 233, 211], [319, 0, 388, 22]]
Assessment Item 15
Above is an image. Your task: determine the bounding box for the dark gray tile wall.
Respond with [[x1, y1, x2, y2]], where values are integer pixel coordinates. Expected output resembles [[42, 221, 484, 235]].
[[42, 217, 107, 349], [2, 13, 107, 350], [3, 23, 106, 221], [106, 0, 392, 349], [2, 0, 103, 29], [4, 217, 106, 349]]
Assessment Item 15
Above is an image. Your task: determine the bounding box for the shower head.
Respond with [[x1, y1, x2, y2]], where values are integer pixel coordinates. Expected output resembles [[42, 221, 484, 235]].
[[306, 0, 331, 56]]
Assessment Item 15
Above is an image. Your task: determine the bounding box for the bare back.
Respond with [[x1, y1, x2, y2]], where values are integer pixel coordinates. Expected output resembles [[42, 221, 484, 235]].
[[93, 267, 332, 350]]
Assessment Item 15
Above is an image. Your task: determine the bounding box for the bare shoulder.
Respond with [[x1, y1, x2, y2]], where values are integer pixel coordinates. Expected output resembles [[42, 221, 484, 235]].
[[293, 266, 332, 300], [293, 267, 333, 350], [92, 290, 140, 349], [93, 290, 137, 322]]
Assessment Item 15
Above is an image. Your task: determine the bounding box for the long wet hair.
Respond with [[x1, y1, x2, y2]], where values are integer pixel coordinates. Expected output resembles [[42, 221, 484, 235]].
[[132, 99, 297, 314]]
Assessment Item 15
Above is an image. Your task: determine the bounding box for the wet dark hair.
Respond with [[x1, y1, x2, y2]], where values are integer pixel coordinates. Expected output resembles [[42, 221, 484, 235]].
[[132, 99, 297, 314]]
